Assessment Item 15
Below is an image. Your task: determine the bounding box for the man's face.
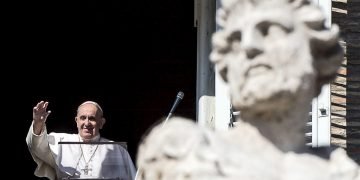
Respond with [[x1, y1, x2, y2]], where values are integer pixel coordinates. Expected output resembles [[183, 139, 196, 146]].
[[214, 6, 315, 112], [76, 104, 104, 141]]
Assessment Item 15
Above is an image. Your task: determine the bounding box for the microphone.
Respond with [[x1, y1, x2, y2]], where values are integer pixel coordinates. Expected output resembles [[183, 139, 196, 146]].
[[162, 91, 184, 127], [135, 91, 184, 180]]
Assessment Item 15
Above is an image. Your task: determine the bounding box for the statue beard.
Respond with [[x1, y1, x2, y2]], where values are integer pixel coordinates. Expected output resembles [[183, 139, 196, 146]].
[[227, 54, 315, 115]]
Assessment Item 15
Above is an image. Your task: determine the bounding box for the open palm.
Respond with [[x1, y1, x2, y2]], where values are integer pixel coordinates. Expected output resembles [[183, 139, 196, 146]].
[[33, 101, 51, 123]]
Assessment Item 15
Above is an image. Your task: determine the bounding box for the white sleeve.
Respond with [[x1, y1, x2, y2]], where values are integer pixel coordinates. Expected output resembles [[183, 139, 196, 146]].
[[125, 150, 137, 180], [117, 145, 137, 180], [25, 121, 57, 180]]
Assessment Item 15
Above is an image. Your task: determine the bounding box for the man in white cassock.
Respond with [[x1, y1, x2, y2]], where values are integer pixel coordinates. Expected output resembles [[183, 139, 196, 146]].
[[26, 101, 136, 180]]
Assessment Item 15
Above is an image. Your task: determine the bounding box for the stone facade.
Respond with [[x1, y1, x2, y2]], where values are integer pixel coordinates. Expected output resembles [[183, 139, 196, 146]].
[[331, 0, 360, 164]]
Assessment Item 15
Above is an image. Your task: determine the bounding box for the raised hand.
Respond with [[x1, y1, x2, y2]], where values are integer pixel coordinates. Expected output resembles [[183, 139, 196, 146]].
[[32, 101, 51, 135]]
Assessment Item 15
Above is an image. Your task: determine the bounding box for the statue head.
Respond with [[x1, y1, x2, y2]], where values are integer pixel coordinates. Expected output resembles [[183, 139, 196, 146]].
[[210, 0, 343, 115]]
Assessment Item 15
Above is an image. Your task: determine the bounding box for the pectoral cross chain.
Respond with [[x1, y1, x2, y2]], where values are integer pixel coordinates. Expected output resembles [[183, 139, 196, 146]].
[[81, 165, 92, 175], [79, 144, 99, 176]]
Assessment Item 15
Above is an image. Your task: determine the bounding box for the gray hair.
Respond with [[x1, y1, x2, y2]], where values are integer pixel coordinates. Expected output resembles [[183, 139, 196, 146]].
[[77, 101, 104, 117]]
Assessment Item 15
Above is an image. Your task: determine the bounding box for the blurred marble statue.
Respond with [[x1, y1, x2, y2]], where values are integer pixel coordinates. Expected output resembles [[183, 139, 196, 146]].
[[136, 0, 360, 179]]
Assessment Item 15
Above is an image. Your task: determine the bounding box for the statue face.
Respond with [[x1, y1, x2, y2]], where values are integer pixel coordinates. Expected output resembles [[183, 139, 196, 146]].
[[212, 6, 316, 112]]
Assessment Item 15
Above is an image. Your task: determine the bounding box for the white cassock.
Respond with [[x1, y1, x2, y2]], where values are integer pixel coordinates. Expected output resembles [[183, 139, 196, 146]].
[[26, 122, 136, 180]]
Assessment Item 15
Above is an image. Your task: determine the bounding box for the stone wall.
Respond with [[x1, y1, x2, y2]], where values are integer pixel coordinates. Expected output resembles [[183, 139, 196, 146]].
[[331, 0, 360, 164]]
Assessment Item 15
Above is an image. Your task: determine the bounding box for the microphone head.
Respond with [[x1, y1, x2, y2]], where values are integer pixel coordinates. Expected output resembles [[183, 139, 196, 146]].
[[177, 91, 184, 99]]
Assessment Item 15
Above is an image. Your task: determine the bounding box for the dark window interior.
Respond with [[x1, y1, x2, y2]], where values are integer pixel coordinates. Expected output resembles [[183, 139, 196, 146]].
[[18, 1, 196, 179]]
